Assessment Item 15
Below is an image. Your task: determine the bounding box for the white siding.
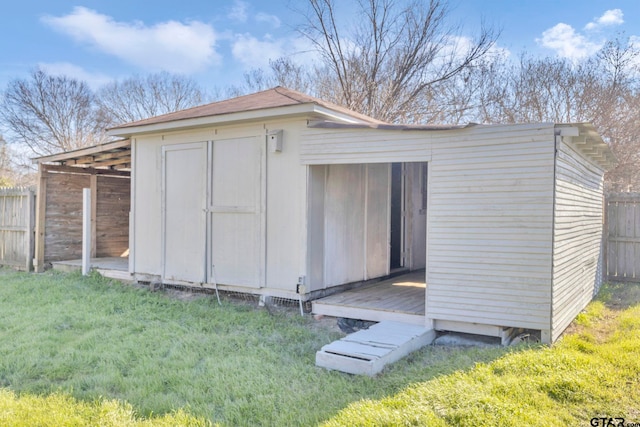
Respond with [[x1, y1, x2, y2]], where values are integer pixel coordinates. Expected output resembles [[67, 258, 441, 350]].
[[302, 123, 558, 332], [426, 125, 556, 333], [551, 136, 604, 342], [132, 120, 308, 293], [301, 128, 432, 164], [263, 121, 308, 291]]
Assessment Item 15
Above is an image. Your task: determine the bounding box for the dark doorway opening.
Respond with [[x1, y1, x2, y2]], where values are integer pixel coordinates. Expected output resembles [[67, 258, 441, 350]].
[[390, 163, 403, 269]]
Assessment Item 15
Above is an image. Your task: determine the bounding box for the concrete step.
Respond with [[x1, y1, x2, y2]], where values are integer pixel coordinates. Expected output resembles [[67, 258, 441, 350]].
[[316, 320, 435, 376]]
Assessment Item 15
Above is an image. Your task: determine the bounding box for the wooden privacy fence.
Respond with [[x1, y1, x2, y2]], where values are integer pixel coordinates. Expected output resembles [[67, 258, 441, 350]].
[[0, 187, 36, 270], [605, 193, 640, 282]]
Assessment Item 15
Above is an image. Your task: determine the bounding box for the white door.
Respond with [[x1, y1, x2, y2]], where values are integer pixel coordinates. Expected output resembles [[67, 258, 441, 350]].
[[162, 142, 207, 282], [208, 137, 264, 287]]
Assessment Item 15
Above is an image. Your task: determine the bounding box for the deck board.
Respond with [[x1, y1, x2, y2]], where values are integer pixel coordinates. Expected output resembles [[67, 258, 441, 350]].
[[312, 270, 426, 323], [52, 257, 129, 275]]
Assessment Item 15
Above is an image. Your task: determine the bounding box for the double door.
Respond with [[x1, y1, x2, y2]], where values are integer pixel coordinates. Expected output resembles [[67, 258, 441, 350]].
[[161, 137, 264, 287]]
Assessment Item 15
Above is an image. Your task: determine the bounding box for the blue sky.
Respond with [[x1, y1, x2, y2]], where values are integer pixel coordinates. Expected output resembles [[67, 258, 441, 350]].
[[1, 0, 639, 93]]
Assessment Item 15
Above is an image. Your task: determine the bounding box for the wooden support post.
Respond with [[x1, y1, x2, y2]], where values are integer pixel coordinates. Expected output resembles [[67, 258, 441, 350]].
[[25, 189, 35, 271], [82, 188, 91, 276], [34, 165, 47, 272], [90, 174, 97, 258]]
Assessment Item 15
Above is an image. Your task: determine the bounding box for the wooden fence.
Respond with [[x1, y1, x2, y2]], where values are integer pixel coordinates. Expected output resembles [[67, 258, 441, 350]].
[[0, 187, 36, 270], [605, 193, 640, 282]]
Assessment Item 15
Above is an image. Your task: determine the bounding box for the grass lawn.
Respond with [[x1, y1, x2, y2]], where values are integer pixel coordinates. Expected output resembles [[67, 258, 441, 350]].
[[0, 268, 638, 426]]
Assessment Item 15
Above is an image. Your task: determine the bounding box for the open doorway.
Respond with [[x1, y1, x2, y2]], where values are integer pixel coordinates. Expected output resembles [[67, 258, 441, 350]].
[[390, 162, 428, 272], [390, 163, 404, 270]]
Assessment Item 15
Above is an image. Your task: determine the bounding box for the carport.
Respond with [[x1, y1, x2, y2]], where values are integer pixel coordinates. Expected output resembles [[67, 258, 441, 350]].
[[32, 139, 131, 275]]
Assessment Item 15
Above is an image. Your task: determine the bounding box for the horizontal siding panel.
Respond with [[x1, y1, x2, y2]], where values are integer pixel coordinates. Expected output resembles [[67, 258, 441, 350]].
[[429, 308, 551, 329], [301, 123, 555, 164], [426, 125, 555, 332], [429, 289, 550, 304], [551, 136, 605, 342]]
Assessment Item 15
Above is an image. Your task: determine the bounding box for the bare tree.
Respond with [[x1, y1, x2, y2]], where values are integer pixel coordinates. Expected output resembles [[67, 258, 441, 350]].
[[229, 57, 315, 97], [96, 72, 207, 126], [469, 37, 640, 191], [0, 68, 108, 156], [296, 0, 498, 123], [0, 135, 13, 186]]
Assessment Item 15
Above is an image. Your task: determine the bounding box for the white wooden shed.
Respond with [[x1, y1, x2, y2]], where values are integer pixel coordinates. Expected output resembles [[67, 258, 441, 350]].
[[107, 87, 614, 344]]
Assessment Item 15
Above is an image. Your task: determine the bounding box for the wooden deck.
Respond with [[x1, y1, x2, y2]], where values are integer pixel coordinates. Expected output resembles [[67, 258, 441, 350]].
[[51, 257, 132, 281], [312, 270, 426, 325]]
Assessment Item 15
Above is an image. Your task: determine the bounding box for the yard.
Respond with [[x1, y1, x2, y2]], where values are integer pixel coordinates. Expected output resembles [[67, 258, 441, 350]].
[[0, 268, 638, 426]]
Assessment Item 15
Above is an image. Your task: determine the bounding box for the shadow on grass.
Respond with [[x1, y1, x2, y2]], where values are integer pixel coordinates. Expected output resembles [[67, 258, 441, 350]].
[[0, 267, 543, 426], [320, 281, 640, 427]]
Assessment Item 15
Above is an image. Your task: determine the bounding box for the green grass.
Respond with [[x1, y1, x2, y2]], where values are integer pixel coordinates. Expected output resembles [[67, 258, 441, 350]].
[[324, 284, 640, 427], [0, 268, 508, 426], [0, 388, 209, 426], [0, 268, 639, 426]]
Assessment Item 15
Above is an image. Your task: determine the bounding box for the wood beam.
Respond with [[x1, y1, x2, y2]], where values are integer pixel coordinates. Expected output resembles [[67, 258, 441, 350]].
[[41, 164, 130, 177], [33, 139, 131, 164]]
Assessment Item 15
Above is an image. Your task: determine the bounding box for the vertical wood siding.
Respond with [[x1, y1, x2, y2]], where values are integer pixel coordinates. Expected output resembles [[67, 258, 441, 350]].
[[44, 172, 88, 261], [42, 171, 130, 263], [96, 176, 130, 257], [551, 137, 605, 342], [322, 163, 389, 287], [605, 193, 640, 282], [0, 187, 35, 270]]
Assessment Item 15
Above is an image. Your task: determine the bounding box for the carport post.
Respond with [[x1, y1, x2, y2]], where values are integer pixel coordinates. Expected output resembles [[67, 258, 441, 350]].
[[82, 188, 91, 275]]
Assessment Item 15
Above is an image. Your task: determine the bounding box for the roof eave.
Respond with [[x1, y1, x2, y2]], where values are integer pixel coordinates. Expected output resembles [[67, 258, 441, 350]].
[[555, 123, 616, 170], [108, 103, 374, 138]]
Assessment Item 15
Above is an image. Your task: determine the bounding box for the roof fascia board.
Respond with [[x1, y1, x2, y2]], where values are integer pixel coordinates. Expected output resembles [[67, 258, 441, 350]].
[[108, 104, 370, 137], [32, 139, 131, 164]]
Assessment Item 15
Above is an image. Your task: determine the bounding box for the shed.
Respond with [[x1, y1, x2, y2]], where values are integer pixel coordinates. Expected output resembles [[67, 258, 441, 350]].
[[76, 86, 611, 344]]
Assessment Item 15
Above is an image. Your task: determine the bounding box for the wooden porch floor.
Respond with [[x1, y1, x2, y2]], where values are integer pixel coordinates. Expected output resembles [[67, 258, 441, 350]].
[[312, 270, 426, 326], [51, 257, 131, 281]]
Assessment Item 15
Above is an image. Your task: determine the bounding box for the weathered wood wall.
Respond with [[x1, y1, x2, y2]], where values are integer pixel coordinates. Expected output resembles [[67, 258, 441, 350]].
[[0, 187, 35, 270], [606, 193, 640, 282], [43, 171, 88, 262], [96, 175, 130, 257], [37, 167, 130, 267]]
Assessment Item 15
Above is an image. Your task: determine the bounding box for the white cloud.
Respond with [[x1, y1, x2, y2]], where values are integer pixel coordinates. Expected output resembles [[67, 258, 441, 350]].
[[536, 23, 602, 61], [42, 7, 220, 74], [230, 33, 319, 71], [228, 0, 249, 23], [255, 13, 281, 28], [585, 9, 624, 30], [231, 34, 284, 69], [38, 62, 113, 89]]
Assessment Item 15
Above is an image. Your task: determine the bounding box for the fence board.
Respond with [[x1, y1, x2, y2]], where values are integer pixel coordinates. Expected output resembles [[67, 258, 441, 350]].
[[0, 187, 36, 270], [606, 193, 640, 282]]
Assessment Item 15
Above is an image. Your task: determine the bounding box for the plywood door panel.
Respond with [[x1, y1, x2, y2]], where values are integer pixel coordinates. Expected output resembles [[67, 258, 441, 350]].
[[162, 142, 207, 283], [209, 137, 264, 287], [366, 163, 391, 279], [324, 164, 365, 286]]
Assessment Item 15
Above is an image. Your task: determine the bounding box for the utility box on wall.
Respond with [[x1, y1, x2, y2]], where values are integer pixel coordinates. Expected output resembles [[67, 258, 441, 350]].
[[267, 129, 283, 153]]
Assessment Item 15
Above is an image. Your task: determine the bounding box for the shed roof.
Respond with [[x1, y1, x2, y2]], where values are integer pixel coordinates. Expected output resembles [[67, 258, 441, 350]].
[[32, 138, 131, 170], [108, 86, 386, 137]]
